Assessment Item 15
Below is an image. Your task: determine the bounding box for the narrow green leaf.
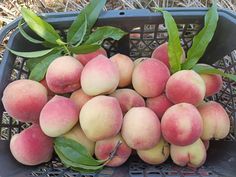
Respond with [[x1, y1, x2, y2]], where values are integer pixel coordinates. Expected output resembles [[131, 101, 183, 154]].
[[67, 14, 87, 45], [18, 19, 44, 44], [26, 57, 44, 71], [29, 50, 62, 81], [84, 26, 127, 45], [55, 137, 106, 165], [181, 1, 219, 69], [7, 47, 53, 58], [157, 8, 182, 73], [67, 0, 106, 44], [192, 64, 236, 82], [21, 7, 63, 45], [55, 146, 105, 171], [26, 50, 59, 71], [69, 44, 100, 54]]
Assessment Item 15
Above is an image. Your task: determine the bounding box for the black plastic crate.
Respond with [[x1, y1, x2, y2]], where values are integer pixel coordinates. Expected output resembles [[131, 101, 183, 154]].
[[0, 8, 236, 177]]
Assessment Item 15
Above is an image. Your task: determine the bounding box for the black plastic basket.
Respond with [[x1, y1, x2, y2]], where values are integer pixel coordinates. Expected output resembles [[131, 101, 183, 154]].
[[0, 8, 236, 177]]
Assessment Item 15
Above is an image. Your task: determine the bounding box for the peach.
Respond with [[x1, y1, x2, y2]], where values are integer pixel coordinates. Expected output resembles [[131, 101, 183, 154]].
[[110, 89, 145, 113], [151, 42, 186, 68], [81, 55, 119, 96], [46, 56, 83, 94], [121, 107, 161, 150], [10, 124, 53, 166], [170, 139, 206, 168], [70, 89, 93, 111], [200, 74, 223, 97], [203, 140, 210, 151], [134, 57, 148, 66], [79, 96, 123, 141], [137, 137, 169, 165], [63, 124, 95, 155], [165, 70, 206, 105], [110, 54, 134, 87], [146, 93, 173, 119], [132, 59, 170, 97], [197, 101, 230, 140], [95, 134, 132, 167], [40, 78, 55, 99], [2, 79, 47, 123], [40, 95, 79, 137], [161, 103, 203, 146], [74, 48, 107, 66]]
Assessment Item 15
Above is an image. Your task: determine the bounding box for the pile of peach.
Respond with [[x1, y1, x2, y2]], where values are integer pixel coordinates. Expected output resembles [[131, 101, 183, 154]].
[[2, 42, 230, 168]]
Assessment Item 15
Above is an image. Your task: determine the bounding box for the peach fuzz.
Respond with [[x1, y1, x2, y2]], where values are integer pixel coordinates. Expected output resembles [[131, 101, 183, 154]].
[[2, 79, 47, 123], [110, 54, 134, 87], [74, 48, 107, 66], [10, 124, 53, 166], [81, 55, 119, 96], [121, 107, 161, 150], [110, 88, 145, 113], [197, 101, 230, 140], [161, 103, 203, 146], [40, 95, 79, 137], [170, 139, 206, 168], [63, 124, 95, 155], [151, 42, 186, 68], [165, 70, 206, 106], [79, 96, 123, 141], [146, 93, 173, 119], [95, 134, 132, 167], [132, 58, 170, 98], [200, 74, 223, 97], [137, 137, 169, 165], [70, 89, 93, 111], [46, 56, 83, 94]]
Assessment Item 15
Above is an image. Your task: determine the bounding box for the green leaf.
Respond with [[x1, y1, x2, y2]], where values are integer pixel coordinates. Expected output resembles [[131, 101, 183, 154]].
[[54, 137, 106, 166], [84, 26, 127, 45], [67, 13, 87, 45], [54, 146, 105, 171], [26, 57, 44, 71], [157, 8, 183, 73], [181, 1, 219, 69], [67, 0, 106, 44], [18, 19, 44, 44], [69, 44, 100, 54], [192, 64, 236, 82], [21, 7, 63, 45], [7, 47, 53, 58], [29, 50, 62, 81]]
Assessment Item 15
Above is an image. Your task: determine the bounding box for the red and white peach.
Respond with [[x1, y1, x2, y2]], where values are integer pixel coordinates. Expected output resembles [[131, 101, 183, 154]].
[[161, 103, 203, 146], [165, 70, 206, 106], [170, 139, 206, 168], [111, 54, 134, 87], [110, 88, 145, 113], [81, 55, 119, 96], [10, 124, 53, 166], [197, 101, 230, 140], [79, 96, 123, 141], [2, 79, 48, 123], [95, 134, 131, 167], [132, 58, 170, 98], [121, 107, 161, 150], [137, 137, 170, 165], [39, 95, 79, 137], [46, 56, 83, 94]]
